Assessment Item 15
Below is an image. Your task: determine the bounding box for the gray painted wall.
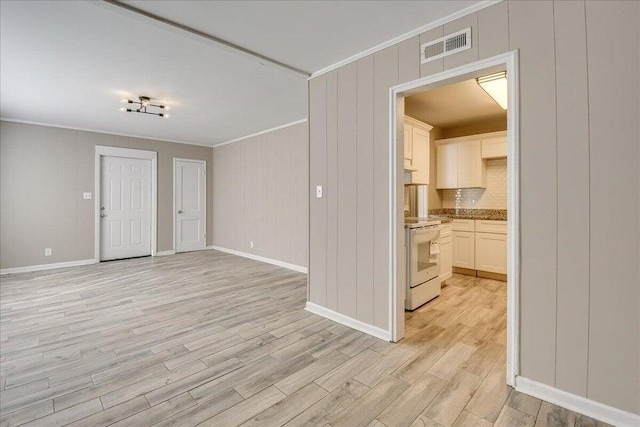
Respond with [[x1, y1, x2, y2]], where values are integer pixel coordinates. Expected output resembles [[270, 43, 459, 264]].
[[0, 121, 213, 269], [212, 122, 308, 268], [308, 0, 639, 415]]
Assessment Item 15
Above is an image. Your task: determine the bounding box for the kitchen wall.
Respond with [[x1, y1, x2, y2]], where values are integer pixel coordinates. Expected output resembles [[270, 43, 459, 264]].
[[0, 120, 213, 270], [442, 158, 507, 209], [212, 122, 308, 269], [308, 0, 639, 415]]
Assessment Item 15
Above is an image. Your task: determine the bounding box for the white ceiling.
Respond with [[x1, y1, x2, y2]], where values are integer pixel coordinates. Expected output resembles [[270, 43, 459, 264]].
[[405, 79, 507, 129], [0, 1, 482, 146]]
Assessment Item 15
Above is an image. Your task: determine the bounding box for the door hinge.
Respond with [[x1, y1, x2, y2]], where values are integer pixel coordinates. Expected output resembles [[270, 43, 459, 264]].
[[202, 170, 206, 176]]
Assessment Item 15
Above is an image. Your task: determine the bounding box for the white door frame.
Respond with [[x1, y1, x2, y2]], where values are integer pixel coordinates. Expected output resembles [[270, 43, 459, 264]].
[[388, 51, 520, 386], [173, 158, 207, 253], [94, 146, 158, 262]]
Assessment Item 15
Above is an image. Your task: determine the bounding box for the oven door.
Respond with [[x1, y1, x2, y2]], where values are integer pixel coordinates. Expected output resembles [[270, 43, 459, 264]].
[[408, 227, 440, 288]]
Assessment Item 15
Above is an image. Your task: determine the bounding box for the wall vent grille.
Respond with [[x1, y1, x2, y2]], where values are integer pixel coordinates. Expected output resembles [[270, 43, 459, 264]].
[[421, 28, 472, 64]]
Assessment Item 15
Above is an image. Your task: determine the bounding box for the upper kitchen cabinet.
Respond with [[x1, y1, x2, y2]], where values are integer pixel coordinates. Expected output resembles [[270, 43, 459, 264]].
[[404, 116, 433, 185], [436, 138, 486, 189], [436, 143, 458, 189], [481, 132, 507, 159], [403, 123, 413, 162], [436, 130, 506, 189]]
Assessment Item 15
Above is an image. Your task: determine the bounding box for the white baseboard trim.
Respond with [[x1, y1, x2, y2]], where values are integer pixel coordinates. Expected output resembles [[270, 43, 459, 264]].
[[155, 250, 176, 256], [515, 376, 640, 427], [305, 302, 392, 341], [210, 246, 307, 274], [0, 259, 97, 276]]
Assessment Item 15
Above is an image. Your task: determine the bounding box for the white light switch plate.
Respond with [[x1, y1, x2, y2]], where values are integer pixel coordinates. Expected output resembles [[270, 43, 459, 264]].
[[83, 192, 92, 200], [316, 185, 323, 198], [45, 248, 52, 256]]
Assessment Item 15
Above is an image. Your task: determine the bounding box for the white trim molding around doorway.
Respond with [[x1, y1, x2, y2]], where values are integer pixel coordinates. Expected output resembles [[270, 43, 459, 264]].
[[387, 51, 520, 386], [94, 145, 158, 262]]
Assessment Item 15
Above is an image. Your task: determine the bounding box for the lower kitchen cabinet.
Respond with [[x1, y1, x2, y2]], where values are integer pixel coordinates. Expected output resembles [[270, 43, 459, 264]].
[[439, 224, 452, 281], [452, 230, 475, 269], [475, 232, 507, 274]]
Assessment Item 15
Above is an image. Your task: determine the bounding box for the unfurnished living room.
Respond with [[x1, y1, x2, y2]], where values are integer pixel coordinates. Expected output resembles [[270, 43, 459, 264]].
[[0, 1, 638, 426]]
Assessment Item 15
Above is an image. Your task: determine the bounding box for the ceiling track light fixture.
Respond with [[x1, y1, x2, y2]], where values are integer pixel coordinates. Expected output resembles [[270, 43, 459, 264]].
[[119, 96, 171, 118]]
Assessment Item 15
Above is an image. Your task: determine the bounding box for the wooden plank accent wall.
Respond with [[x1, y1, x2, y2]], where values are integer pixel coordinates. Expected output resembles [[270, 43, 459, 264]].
[[584, 0, 639, 413], [307, 0, 640, 415], [553, 0, 590, 397], [212, 122, 308, 268]]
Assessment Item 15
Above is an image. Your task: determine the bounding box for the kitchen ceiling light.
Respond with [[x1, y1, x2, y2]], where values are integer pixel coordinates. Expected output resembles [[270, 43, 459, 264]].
[[476, 72, 507, 110], [119, 96, 171, 118]]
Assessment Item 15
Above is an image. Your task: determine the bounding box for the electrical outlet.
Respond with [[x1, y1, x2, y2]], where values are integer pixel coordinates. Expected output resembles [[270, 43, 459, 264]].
[[316, 185, 323, 198], [45, 248, 52, 256], [83, 192, 92, 200], [250, 241, 254, 249]]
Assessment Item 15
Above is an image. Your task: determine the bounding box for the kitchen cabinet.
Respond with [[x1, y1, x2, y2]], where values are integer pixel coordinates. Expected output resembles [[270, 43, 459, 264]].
[[404, 117, 432, 185], [436, 131, 508, 189], [450, 219, 508, 277], [452, 230, 475, 269], [436, 139, 486, 189], [475, 232, 507, 274], [481, 134, 507, 159], [457, 141, 486, 188], [403, 123, 412, 161], [436, 143, 458, 189], [439, 224, 453, 281]]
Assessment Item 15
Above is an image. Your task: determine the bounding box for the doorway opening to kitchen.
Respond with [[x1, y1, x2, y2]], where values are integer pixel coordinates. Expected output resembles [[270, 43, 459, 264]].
[[388, 51, 519, 387]]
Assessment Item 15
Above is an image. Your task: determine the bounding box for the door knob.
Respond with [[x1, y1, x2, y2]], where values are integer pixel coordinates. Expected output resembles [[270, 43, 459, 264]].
[[178, 210, 183, 214], [100, 213, 106, 218]]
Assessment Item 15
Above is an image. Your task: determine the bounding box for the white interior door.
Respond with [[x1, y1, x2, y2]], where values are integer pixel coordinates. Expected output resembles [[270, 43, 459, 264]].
[[100, 156, 152, 261], [175, 159, 206, 253]]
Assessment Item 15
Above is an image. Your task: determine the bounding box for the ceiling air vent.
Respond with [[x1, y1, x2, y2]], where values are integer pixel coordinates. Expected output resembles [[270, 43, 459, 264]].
[[421, 28, 472, 64]]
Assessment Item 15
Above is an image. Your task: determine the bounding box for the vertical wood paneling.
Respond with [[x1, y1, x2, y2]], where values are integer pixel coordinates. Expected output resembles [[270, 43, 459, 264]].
[[477, 1, 509, 60], [356, 56, 375, 325], [337, 63, 358, 319], [373, 46, 398, 329], [309, 77, 328, 305], [508, 0, 558, 386], [585, 0, 640, 414], [419, 27, 444, 77], [443, 13, 479, 70], [326, 71, 339, 311], [398, 36, 420, 84], [553, 0, 590, 397]]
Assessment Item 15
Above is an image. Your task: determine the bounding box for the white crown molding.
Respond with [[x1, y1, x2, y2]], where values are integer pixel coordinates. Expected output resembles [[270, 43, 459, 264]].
[[0, 259, 97, 276], [305, 302, 392, 341], [515, 376, 640, 427], [210, 245, 307, 274], [0, 118, 214, 147], [309, 0, 502, 80], [214, 118, 308, 148]]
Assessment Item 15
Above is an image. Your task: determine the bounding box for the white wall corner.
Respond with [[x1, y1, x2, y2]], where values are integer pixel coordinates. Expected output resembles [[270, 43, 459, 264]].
[[515, 376, 640, 427], [305, 301, 392, 341]]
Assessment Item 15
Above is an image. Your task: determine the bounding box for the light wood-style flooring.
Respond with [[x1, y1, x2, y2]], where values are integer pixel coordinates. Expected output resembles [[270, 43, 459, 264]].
[[0, 251, 610, 426]]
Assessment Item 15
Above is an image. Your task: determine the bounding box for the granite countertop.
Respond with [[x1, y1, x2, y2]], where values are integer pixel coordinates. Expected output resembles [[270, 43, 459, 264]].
[[429, 208, 508, 221]]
